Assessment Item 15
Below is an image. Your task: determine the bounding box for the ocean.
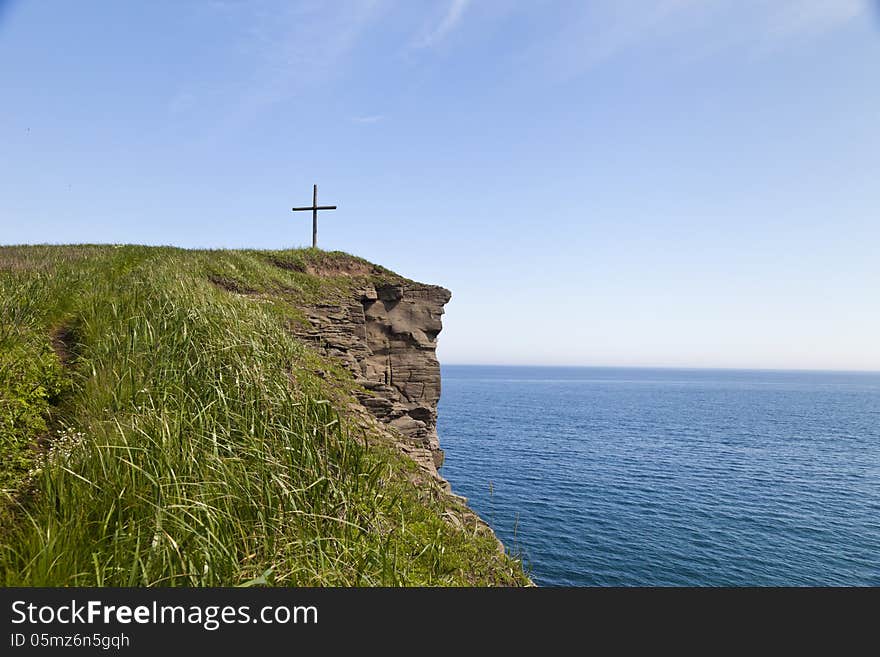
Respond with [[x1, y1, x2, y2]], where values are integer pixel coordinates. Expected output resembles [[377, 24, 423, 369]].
[[437, 366, 880, 586]]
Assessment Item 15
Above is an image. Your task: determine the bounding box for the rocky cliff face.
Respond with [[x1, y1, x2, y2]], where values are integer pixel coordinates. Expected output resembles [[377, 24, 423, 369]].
[[292, 280, 452, 482]]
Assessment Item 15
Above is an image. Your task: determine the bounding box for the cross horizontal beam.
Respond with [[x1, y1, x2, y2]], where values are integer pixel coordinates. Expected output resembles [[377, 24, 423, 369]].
[[292, 184, 337, 248]]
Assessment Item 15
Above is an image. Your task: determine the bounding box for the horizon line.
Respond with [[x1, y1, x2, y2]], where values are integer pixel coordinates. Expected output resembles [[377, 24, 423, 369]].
[[439, 363, 880, 375]]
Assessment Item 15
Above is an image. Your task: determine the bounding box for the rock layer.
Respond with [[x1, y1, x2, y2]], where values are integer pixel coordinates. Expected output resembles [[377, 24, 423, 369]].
[[293, 281, 452, 480]]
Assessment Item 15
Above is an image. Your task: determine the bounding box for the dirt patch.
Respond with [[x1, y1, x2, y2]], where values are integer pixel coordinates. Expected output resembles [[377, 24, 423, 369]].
[[209, 274, 257, 295], [305, 260, 380, 278], [50, 325, 75, 367], [270, 256, 382, 279], [269, 257, 307, 273]]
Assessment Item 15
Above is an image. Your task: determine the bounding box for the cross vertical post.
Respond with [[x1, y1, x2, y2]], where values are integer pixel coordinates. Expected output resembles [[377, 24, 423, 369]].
[[312, 184, 318, 249], [291, 184, 337, 249]]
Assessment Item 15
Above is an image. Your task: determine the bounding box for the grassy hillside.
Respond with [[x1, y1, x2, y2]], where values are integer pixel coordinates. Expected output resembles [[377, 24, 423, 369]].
[[0, 245, 527, 586]]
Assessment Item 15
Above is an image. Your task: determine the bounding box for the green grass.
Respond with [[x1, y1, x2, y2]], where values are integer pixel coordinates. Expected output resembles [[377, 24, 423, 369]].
[[0, 245, 527, 586]]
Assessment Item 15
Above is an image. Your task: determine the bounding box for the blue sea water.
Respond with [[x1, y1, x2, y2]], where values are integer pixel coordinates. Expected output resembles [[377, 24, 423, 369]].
[[437, 366, 880, 586]]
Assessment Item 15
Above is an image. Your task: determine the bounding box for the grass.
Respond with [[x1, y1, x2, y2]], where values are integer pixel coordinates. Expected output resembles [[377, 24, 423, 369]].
[[0, 244, 528, 586]]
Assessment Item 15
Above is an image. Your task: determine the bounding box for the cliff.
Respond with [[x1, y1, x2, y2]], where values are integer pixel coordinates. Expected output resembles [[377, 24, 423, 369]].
[[292, 280, 452, 483], [0, 245, 528, 586]]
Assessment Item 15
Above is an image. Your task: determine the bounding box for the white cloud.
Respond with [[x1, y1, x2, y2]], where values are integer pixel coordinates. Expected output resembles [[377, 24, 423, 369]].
[[202, 0, 389, 126], [413, 0, 470, 48], [525, 0, 871, 80], [245, 1, 386, 94], [763, 0, 867, 40]]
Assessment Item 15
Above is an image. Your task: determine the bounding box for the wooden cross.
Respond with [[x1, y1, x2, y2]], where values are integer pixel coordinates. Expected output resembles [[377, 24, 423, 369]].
[[291, 184, 337, 249]]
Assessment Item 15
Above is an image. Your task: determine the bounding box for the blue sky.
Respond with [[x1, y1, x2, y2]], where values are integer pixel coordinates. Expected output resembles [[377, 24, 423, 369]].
[[1, 1, 878, 370]]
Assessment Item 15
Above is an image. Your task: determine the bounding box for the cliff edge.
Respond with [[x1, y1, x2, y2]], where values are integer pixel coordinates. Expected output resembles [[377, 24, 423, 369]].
[[293, 280, 451, 483]]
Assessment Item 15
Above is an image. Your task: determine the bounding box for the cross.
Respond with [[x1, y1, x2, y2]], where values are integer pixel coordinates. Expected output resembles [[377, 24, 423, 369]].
[[291, 184, 337, 249]]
